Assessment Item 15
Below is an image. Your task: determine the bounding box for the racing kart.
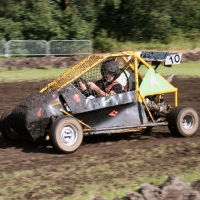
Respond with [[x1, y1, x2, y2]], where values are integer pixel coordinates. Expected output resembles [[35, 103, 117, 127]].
[[0, 51, 199, 153]]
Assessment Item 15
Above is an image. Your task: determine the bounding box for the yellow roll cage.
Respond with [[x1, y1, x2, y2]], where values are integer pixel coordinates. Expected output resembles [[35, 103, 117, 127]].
[[40, 51, 178, 107]]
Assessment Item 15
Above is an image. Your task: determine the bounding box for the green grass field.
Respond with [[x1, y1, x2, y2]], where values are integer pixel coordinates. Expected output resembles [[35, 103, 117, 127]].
[[0, 68, 70, 83], [0, 61, 200, 83]]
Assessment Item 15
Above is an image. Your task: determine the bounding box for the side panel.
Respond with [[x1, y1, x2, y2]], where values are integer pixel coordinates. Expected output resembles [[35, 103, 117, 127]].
[[83, 91, 136, 113], [75, 102, 149, 128], [139, 68, 176, 97], [59, 83, 86, 113], [60, 83, 137, 114]]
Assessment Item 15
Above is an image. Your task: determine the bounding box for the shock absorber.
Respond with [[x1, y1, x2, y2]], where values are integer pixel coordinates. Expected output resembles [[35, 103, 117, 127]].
[[159, 94, 164, 103]]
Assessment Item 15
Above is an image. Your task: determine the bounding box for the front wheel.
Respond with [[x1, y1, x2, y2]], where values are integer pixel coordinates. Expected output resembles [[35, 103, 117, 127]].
[[168, 106, 199, 137], [50, 116, 83, 153], [0, 108, 20, 140]]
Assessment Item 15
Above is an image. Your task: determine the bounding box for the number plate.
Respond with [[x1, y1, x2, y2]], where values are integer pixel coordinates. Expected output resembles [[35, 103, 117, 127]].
[[165, 53, 182, 65]]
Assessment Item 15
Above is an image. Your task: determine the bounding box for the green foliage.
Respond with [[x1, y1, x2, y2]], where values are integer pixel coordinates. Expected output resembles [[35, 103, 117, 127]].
[[93, 30, 115, 52], [20, 0, 61, 40], [0, 18, 23, 40], [0, 0, 200, 50], [98, 0, 200, 44]]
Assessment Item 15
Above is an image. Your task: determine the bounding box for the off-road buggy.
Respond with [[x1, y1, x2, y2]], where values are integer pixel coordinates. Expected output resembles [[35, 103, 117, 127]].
[[1, 51, 199, 153]]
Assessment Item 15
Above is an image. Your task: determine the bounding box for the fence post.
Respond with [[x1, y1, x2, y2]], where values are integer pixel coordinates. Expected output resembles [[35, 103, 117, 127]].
[[46, 41, 50, 56], [89, 40, 93, 54], [0, 40, 5, 57], [5, 41, 10, 58]]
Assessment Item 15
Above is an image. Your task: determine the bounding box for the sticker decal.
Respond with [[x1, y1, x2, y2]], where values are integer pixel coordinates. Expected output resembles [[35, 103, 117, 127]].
[[141, 51, 170, 61], [106, 97, 112, 103], [37, 108, 42, 117], [73, 94, 81, 102], [109, 110, 118, 116], [52, 94, 56, 99]]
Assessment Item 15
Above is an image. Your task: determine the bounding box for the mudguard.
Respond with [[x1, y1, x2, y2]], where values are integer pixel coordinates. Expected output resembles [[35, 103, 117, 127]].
[[11, 91, 63, 141]]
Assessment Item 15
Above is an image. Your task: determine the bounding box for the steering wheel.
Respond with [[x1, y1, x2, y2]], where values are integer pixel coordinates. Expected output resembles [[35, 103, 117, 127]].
[[74, 78, 97, 97]]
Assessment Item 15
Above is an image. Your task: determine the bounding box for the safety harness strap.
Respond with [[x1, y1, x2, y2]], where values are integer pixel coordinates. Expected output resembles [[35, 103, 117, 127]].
[[105, 81, 119, 93]]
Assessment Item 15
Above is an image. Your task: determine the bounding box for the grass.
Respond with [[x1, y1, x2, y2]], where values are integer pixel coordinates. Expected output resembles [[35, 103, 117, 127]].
[[0, 68, 69, 83], [157, 61, 200, 77], [117, 40, 200, 51], [0, 61, 200, 83], [1, 141, 200, 199], [94, 38, 200, 52], [138, 61, 200, 78]]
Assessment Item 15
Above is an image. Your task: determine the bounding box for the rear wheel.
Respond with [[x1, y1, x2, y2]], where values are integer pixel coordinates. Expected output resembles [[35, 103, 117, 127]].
[[50, 116, 83, 153], [0, 108, 20, 140], [168, 106, 199, 137]]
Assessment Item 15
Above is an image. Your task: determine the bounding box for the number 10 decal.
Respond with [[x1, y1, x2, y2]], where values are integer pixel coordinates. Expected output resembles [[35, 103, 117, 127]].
[[165, 53, 182, 65]]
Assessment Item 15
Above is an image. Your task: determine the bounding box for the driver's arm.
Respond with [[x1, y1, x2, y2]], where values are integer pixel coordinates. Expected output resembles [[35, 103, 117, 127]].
[[87, 82, 115, 97]]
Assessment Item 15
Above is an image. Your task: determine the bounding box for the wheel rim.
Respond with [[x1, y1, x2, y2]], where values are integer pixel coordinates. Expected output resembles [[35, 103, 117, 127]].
[[60, 125, 78, 146], [182, 114, 194, 130]]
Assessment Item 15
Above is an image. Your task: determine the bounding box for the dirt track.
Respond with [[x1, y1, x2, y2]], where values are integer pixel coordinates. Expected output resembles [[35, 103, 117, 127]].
[[0, 77, 200, 167], [0, 78, 200, 199]]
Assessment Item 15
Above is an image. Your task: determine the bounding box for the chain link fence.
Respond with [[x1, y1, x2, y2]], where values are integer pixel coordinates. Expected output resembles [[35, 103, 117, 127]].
[[6, 40, 47, 57], [48, 40, 92, 55], [0, 40, 6, 56], [2, 40, 92, 57]]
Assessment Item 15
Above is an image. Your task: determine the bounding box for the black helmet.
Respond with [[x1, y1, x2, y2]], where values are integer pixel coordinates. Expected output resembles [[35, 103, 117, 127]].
[[101, 59, 120, 80]]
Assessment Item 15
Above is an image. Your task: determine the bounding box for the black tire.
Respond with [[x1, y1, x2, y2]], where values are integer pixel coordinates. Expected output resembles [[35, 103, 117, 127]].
[[50, 116, 83, 153], [168, 106, 199, 137], [0, 108, 20, 141]]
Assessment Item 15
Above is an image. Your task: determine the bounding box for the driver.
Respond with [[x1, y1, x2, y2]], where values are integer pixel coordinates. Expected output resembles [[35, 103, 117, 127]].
[[87, 59, 125, 97]]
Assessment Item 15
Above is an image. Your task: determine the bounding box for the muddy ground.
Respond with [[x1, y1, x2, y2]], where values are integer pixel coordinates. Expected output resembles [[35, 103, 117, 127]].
[[0, 77, 200, 199], [0, 49, 200, 70]]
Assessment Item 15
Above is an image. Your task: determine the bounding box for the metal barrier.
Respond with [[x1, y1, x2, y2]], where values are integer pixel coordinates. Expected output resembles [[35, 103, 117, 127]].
[[48, 40, 92, 55], [0, 40, 6, 56], [2, 40, 92, 57], [6, 40, 47, 57]]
